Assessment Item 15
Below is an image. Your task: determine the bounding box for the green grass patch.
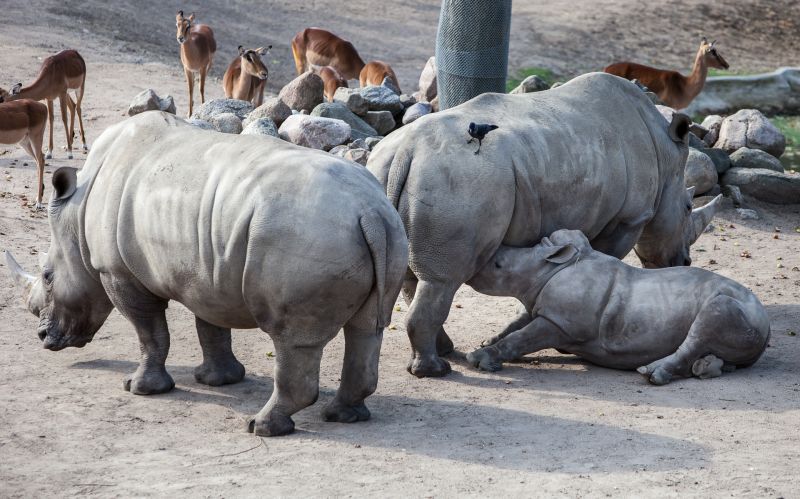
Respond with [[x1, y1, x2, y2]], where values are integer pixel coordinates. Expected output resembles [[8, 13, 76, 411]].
[[772, 115, 800, 171], [506, 67, 557, 92]]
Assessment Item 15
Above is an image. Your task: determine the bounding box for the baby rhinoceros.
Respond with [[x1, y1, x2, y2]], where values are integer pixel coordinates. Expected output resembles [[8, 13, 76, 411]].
[[466, 229, 770, 385], [5, 111, 408, 436]]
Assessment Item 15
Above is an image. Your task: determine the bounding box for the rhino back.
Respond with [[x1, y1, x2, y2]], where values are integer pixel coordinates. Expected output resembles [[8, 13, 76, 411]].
[[82, 112, 396, 328]]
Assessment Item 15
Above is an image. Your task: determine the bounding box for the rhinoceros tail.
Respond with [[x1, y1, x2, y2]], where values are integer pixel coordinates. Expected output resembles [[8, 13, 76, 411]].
[[385, 149, 412, 210], [359, 212, 389, 331]]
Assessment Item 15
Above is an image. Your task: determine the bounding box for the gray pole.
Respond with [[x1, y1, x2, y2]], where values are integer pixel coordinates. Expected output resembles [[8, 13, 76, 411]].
[[435, 0, 512, 110]]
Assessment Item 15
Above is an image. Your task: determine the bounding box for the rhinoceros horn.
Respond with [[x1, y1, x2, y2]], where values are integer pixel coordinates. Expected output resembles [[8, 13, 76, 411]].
[[690, 194, 723, 244], [5, 250, 36, 295]]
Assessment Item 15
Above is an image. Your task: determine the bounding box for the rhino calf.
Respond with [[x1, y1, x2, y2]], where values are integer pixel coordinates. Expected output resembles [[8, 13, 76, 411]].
[[5, 112, 408, 436], [466, 229, 770, 385]]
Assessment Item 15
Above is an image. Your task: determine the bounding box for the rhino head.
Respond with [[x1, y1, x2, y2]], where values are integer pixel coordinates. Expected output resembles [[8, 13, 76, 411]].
[[632, 113, 722, 268], [6, 168, 113, 350]]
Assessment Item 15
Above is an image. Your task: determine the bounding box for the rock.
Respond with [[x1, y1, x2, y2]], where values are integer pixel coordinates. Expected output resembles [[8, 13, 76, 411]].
[[684, 68, 800, 116], [363, 110, 396, 135], [689, 123, 708, 140], [344, 148, 369, 166], [715, 109, 786, 158], [509, 75, 549, 94], [329, 145, 349, 157], [721, 168, 800, 204], [278, 114, 351, 151], [278, 72, 325, 113], [209, 113, 243, 134], [688, 132, 705, 149], [721, 184, 745, 207], [186, 118, 215, 131], [400, 94, 417, 109], [311, 102, 377, 141], [684, 149, 718, 195], [550, 82, 564, 89], [655, 105, 677, 123], [244, 97, 292, 128], [402, 102, 432, 125], [695, 147, 731, 174], [736, 208, 760, 220], [128, 89, 176, 116], [382, 76, 401, 96], [364, 136, 383, 150], [333, 87, 369, 116], [348, 138, 368, 150], [360, 85, 403, 113], [241, 118, 279, 138], [417, 56, 437, 103], [701, 115, 723, 146], [191, 99, 253, 121], [706, 184, 722, 197], [729, 147, 784, 173]]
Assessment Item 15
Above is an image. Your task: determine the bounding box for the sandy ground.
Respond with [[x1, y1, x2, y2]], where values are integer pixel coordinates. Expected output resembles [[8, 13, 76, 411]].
[[1, 1, 799, 497]]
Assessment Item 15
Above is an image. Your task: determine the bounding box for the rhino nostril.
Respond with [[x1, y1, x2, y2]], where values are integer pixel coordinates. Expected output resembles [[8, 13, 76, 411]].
[[683, 257, 692, 266], [37, 329, 46, 341]]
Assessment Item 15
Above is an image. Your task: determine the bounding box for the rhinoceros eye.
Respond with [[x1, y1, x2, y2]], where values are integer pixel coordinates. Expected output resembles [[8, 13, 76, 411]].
[[43, 269, 54, 285]]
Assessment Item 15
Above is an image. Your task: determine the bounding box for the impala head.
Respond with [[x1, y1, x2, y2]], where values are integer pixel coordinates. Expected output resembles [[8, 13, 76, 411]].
[[0, 83, 23, 103], [238, 45, 270, 80], [175, 10, 195, 44], [700, 37, 729, 70]]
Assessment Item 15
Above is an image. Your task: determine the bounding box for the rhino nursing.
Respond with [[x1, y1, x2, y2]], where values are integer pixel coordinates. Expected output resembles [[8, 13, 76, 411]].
[[5, 112, 408, 437], [367, 72, 722, 378]]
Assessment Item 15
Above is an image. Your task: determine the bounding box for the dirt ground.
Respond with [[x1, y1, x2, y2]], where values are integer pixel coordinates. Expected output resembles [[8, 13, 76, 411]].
[[1, 1, 799, 497]]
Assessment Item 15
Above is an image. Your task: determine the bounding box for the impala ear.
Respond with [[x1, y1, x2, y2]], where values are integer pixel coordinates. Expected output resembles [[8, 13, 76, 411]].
[[52, 167, 78, 202], [188, 13, 195, 22], [11, 83, 22, 95], [238, 45, 245, 56], [701, 36, 708, 45], [177, 10, 184, 18], [668, 113, 691, 144]]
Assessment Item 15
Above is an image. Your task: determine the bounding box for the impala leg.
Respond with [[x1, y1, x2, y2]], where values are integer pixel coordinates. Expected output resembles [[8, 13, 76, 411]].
[[184, 68, 194, 117], [45, 99, 54, 159], [65, 94, 76, 152], [57, 93, 73, 159], [19, 137, 45, 209], [199, 66, 208, 105], [74, 80, 88, 151]]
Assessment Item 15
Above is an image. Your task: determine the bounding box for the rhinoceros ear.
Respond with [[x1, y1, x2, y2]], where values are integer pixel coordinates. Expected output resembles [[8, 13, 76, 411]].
[[52, 167, 78, 201], [544, 244, 578, 265], [668, 113, 691, 144]]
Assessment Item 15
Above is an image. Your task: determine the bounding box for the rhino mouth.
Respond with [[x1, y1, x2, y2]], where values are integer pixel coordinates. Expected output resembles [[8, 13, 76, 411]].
[[37, 315, 92, 351]]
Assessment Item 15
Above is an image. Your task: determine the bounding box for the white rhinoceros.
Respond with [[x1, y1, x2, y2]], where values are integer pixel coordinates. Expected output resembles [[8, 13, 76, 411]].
[[367, 72, 721, 378], [5, 111, 408, 437], [466, 229, 770, 385]]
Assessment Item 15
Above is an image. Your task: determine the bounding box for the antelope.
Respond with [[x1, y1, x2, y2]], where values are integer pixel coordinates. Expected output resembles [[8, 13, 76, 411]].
[[604, 38, 729, 109], [0, 49, 87, 160], [315, 66, 348, 102], [175, 10, 216, 117], [0, 99, 48, 208], [359, 60, 401, 93], [223, 46, 271, 106], [291, 28, 365, 80]]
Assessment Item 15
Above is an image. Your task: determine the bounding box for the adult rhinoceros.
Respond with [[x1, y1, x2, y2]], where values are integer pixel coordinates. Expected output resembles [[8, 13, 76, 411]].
[[367, 72, 720, 378], [5, 111, 408, 437]]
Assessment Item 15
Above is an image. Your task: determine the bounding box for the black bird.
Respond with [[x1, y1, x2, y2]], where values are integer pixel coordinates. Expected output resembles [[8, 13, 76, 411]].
[[467, 122, 499, 154]]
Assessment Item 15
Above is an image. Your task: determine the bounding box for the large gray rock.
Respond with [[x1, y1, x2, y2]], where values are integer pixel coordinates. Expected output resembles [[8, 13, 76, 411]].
[[402, 102, 432, 125], [332, 87, 368, 116], [241, 118, 279, 138], [360, 85, 403, 113], [186, 118, 214, 131], [328, 145, 349, 158], [715, 109, 786, 158], [695, 147, 732, 174], [382, 76, 401, 96], [344, 148, 370, 166], [684, 67, 800, 116], [209, 113, 243, 134], [721, 168, 800, 204], [244, 97, 292, 128], [400, 93, 417, 109], [191, 99, 253, 121], [128, 89, 176, 116], [509, 75, 549, 94], [416, 56, 437, 103], [684, 149, 718, 195], [701, 115, 723, 146], [279, 72, 325, 113], [729, 147, 785, 173], [311, 102, 377, 141], [364, 136, 383, 150], [278, 114, 351, 151], [363, 110, 396, 135]]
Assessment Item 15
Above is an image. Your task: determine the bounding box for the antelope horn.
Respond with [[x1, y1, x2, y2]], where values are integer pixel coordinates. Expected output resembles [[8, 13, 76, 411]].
[[5, 250, 35, 293], [690, 194, 722, 244]]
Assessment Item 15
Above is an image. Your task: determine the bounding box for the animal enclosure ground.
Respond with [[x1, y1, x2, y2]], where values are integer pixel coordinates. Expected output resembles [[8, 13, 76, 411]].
[[1, 0, 799, 496]]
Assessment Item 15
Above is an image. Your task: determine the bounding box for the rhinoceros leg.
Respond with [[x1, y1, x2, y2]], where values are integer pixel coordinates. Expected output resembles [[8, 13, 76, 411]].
[[467, 316, 562, 371], [404, 280, 459, 377], [637, 295, 768, 385], [402, 271, 454, 356], [324, 323, 382, 423], [194, 317, 246, 386], [481, 307, 533, 347]]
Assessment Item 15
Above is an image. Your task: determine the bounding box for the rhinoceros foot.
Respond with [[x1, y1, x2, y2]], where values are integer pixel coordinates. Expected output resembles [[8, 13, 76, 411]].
[[247, 414, 295, 437], [691, 354, 725, 379], [323, 401, 371, 423], [123, 368, 175, 395], [466, 347, 503, 372], [407, 354, 451, 378], [436, 328, 455, 356], [194, 358, 246, 386], [636, 364, 673, 386]]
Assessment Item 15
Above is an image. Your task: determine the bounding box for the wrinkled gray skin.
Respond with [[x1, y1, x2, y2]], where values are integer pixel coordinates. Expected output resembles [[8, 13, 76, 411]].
[[5, 111, 408, 437], [466, 229, 770, 385], [367, 72, 721, 377]]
